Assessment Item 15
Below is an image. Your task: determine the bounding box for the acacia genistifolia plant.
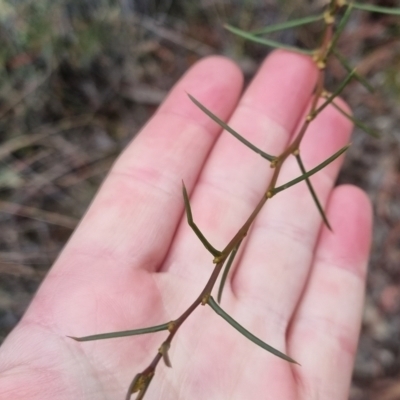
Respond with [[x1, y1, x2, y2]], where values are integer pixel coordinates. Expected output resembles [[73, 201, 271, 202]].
[[69, 1, 400, 399]]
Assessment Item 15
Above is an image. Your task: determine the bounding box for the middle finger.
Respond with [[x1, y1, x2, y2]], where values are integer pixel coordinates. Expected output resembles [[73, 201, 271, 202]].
[[162, 51, 318, 286]]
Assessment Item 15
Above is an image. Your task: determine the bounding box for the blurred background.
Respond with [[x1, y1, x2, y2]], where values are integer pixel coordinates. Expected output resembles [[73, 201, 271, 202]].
[[0, 0, 399, 398]]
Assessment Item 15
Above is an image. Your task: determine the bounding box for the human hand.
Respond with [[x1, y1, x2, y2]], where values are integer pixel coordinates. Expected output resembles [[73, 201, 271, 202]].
[[0, 51, 371, 400]]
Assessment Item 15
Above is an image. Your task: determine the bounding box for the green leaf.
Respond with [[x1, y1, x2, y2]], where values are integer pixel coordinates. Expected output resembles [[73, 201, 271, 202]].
[[182, 181, 222, 257], [352, 3, 400, 15], [313, 69, 356, 117], [217, 239, 242, 303], [208, 296, 298, 364], [332, 49, 374, 93], [273, 144, 350, 195], [188, 94, 276, 162], [68, 322, 170, 342], [251, 14, 324, 35], [329, 3, 353, 54], [295, 154, 331, 230], [224, 24, 314, 55], [331, 101, 379, 138]]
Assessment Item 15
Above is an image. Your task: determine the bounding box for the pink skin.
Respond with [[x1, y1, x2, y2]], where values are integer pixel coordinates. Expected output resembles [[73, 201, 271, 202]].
[[0, 51, 371, 400]]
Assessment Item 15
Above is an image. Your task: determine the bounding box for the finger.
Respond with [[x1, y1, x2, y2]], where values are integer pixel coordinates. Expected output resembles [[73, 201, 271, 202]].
[[162, 51, 318, 284], [230, 98, 353, 337], [16, 57, 243, 337], [49, 56, 243, 277], [288, 185, 372, 400]]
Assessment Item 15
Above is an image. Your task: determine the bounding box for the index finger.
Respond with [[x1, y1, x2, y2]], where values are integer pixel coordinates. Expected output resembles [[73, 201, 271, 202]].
[[43, 56, 243, 281]]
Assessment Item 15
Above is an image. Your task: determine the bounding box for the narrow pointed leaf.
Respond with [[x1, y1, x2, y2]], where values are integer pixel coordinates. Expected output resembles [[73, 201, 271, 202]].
[[182, 181, 221, 257], [313, 69, 356, 117], [218, 239, 243, 303], [333, 49, 374, 93], [352, 3, 400, 15], [273, 144, 350, 195], [331, 101, 379, 138], [69, 322, 170, 342], [208, 296, 298, 363], [251, 14, 324, 35], [224, 24, 314, 55], [188, 94, 275, 162], [329, 3, 353, 54], [296, 155, 332, 230]]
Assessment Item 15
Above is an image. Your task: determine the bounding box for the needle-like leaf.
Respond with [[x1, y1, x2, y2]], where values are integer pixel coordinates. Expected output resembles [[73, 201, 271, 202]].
[[333, 49, 374, 93], [273, 144, 350, 195], [217, 239, 243, 303], [328, 3, 353, 55], [208, 296, 299, 364], [188, 94, 276, 162], [224, 24, 314, 55], [330, 101, 379, 138], [182, 181, 221, 257], [312, 69, 356, 117], [352, 2, 400, 15], [251, 14, 324, 35], [69, 322, 170, 342], [295, 154, 332, 230]]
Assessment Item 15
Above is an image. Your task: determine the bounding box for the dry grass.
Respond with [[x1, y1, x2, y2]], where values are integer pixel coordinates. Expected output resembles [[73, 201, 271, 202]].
[[0, 1, 400, 398]]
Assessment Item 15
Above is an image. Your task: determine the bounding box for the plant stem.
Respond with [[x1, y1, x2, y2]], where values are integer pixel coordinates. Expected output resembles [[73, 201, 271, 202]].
[[124, 4, 344, 398]]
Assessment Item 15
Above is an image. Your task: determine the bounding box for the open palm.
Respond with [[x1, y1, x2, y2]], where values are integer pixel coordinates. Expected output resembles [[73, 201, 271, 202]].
[[0, 51, 371, 400]]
